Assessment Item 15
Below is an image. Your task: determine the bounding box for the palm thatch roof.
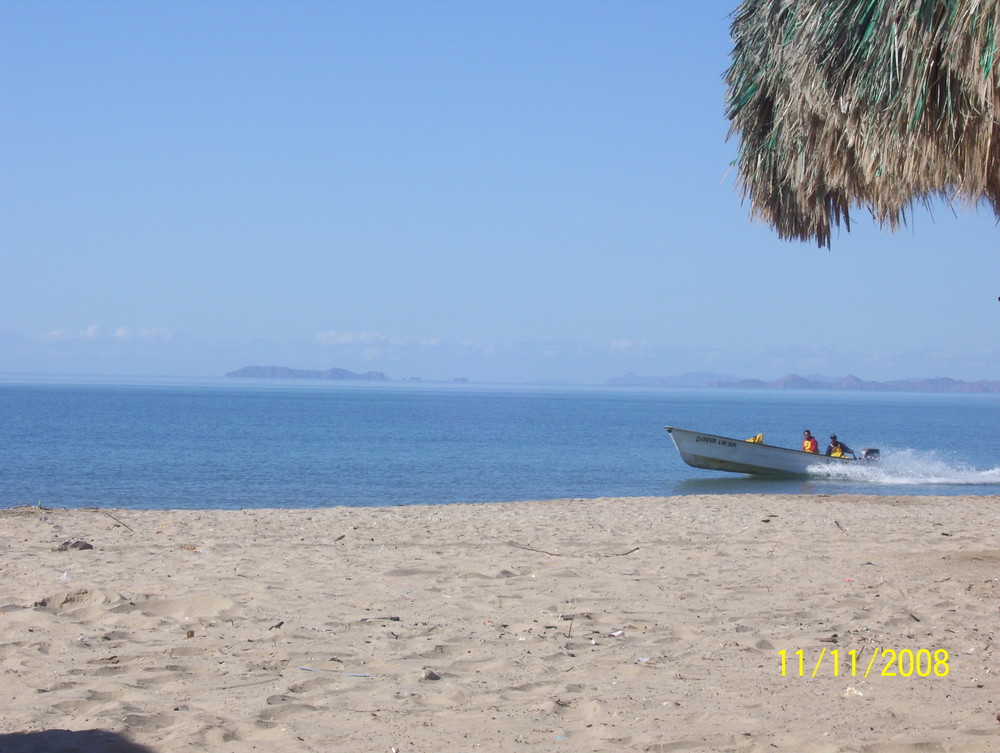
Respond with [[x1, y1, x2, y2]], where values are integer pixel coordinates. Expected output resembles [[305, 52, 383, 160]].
[[726, 0, 1000, 246]]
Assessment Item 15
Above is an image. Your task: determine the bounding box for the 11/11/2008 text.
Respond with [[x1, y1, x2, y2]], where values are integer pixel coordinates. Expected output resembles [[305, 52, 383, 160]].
[[778, 648, 950, 678]]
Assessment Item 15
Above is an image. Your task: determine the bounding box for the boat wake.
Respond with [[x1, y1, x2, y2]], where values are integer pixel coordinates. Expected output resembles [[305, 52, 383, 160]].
[[808, 448, 1000, 486]]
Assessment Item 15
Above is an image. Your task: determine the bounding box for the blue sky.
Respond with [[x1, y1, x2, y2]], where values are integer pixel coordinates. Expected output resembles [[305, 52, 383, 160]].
[[3, 0, 998, 383]]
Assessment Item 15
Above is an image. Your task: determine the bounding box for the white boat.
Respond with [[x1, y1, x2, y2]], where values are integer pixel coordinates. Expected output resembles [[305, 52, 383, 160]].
[[665, 426, 877, 476]]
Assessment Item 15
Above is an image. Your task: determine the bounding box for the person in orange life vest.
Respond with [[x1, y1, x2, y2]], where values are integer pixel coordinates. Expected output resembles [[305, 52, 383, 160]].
[[802, 430, 819, 453], [826, 434, 855, 458]]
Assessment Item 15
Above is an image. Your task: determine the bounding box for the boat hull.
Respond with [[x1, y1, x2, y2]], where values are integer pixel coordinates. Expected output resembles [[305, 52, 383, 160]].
[[665, 426, 856, 476]]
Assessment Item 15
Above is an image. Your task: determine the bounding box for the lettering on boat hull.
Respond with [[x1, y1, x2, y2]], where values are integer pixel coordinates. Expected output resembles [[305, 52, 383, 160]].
[[694, 435, 737, 448]]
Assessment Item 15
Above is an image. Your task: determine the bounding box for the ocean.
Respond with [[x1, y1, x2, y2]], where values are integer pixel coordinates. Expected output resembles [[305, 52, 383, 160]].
[[2, 376, 999, 510]]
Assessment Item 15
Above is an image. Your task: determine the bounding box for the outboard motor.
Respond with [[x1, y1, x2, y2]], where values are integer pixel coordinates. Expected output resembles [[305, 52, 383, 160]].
[[860, 448, 880, 462]]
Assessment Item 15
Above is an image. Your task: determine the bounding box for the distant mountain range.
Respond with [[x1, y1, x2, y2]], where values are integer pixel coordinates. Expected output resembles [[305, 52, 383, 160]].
[[607, 371, 1000, 393], [712, 373, 1000, 393], [227, 366, 388, 381], [228, 366, 1000, 393]]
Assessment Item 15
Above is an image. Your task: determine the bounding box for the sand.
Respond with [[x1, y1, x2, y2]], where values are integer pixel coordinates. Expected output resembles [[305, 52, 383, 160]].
[[1, 494, 998, 753]]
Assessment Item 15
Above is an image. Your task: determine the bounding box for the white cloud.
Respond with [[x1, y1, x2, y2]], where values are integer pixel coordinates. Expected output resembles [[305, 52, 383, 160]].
[[38, 325, 100, 342], [610, 339, 654, 354], [114, 327, 176, 342], [37, 325, 175, 343], [40, 329, 72, 342], [315, 330, 403, 346]]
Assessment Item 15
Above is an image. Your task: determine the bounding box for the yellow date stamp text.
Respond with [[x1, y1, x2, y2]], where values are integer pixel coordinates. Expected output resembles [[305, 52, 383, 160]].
[[778, 648, 950, 678]]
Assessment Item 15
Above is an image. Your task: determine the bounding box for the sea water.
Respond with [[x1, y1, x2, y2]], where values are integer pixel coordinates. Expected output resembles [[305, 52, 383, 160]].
[[1, 376, 998, 510]]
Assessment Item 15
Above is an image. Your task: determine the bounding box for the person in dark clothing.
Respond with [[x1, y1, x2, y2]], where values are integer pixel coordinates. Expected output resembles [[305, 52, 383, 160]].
[[825, 434, 855, 458]]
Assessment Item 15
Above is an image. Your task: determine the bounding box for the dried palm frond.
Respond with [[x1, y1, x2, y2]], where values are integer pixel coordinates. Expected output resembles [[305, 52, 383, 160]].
[[726, 0, 1000, 246]]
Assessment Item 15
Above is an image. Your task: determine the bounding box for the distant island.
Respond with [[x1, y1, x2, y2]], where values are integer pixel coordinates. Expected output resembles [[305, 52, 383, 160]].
[[226, 366, 389, 381]]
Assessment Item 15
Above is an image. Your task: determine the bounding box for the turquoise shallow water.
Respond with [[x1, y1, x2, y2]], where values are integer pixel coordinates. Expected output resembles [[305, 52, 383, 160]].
[[2, 376, 999, 509]]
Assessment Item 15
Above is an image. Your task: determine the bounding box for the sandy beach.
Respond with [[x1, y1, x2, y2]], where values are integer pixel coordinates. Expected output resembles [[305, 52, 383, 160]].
[[1, 494, 998, 752]]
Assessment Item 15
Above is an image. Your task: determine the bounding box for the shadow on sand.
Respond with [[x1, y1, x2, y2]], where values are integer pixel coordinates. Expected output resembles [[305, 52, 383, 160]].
[[0, 729, 157, 753]]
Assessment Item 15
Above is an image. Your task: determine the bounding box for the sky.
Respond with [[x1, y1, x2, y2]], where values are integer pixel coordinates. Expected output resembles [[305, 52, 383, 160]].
[[3, 0, 998, 384]]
